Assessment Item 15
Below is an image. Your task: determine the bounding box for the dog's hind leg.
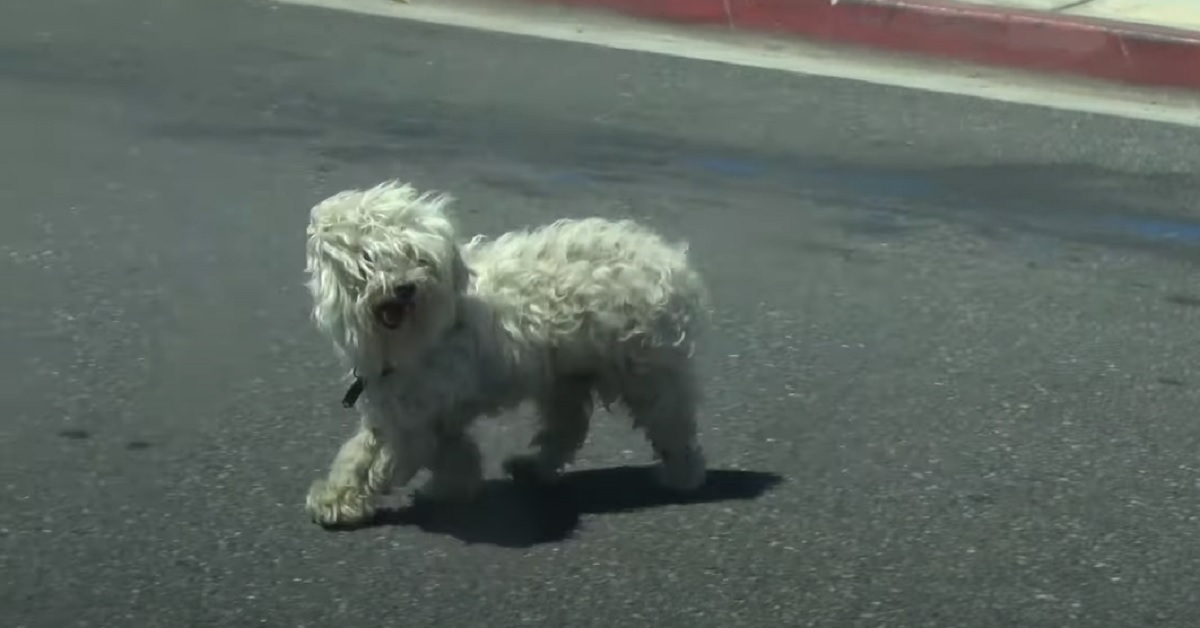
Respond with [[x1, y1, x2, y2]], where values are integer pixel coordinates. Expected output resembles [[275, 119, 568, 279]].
[[503, 376, 594, 485], [624, 361, 707, 492], [420, 428, 484, 503]]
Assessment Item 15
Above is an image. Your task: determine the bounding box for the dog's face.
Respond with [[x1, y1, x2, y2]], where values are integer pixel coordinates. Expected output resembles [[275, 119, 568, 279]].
[[304, 181, 469, 375]]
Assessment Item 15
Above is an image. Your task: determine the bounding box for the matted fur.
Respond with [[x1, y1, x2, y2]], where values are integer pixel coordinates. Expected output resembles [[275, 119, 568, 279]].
[[303, 180, 711, 527]]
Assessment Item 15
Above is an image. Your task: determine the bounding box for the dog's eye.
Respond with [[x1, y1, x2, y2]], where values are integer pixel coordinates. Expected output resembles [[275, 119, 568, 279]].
[[393, 283, 416, 302]]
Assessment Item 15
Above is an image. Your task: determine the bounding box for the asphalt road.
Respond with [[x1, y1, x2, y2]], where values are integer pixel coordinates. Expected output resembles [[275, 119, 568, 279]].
[[4, 0, 1200, 626]]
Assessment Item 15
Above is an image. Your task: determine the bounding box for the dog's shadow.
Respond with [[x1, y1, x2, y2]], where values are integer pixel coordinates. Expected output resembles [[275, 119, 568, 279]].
[[365, 466, 783, 547]]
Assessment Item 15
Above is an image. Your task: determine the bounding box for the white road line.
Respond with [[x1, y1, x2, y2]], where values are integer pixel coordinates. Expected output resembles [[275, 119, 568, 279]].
[[272, 0, 1200, 128]]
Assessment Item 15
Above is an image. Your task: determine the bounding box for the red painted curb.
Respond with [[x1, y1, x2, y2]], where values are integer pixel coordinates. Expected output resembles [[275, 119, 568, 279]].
[[522, 0, 1200, 91]]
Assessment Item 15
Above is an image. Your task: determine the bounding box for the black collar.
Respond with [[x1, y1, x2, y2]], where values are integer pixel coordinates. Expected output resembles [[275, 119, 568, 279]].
[[341, 367, 394, 409]]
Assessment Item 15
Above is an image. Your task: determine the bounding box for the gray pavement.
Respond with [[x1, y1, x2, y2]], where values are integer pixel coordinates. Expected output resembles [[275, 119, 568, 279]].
[[4, 0, 1200, 626]]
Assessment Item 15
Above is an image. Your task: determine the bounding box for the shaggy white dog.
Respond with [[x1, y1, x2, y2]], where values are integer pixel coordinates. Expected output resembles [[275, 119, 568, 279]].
[[303, 180, 710, 527]]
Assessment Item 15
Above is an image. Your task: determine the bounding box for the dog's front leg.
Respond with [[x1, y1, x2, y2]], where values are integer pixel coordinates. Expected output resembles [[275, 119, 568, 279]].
[[419, 426, 484, 504], [306, 417, 399, 528], [503, 377, 594, 485], [307, 415, 441, 527]]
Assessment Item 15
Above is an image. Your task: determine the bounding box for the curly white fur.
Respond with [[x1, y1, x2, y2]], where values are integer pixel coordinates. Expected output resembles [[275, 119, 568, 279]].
[[303, 180, 711, 527]]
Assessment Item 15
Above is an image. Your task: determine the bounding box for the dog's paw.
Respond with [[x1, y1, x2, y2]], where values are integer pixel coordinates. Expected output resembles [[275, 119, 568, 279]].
[[653, 447, 707, 493], [502, 454, 561, 487], [305, 479, 377, 528]]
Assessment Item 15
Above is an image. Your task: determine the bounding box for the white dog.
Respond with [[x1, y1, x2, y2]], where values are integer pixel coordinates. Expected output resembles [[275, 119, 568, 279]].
[[303, 180, 710, 527]]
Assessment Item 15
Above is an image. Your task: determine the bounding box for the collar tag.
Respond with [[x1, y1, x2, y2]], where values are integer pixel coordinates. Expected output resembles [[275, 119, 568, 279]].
[[342, 376, 366, 409], [340, 368, 394, 409]]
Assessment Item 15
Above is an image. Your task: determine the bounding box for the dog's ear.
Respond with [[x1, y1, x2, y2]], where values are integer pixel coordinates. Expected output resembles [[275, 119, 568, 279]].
[[450, 248, 471, 293]]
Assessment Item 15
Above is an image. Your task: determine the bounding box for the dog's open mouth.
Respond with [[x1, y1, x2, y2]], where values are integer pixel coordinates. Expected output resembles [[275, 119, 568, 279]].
[[375, 301, 409, 329], [374, 283, 417, 329]]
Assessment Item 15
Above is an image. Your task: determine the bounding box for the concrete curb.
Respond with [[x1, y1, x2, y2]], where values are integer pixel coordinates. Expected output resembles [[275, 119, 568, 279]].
[[520, 0, 1200, 91]]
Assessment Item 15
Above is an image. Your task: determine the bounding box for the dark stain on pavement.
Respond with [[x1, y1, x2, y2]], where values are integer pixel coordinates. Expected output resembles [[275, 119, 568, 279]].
[[1164, 293, 1200, 307], [57, 429, 91, 440]]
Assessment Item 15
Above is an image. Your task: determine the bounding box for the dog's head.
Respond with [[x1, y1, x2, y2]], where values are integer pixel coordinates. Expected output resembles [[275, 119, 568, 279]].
[[304, 180, 470, 375]]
